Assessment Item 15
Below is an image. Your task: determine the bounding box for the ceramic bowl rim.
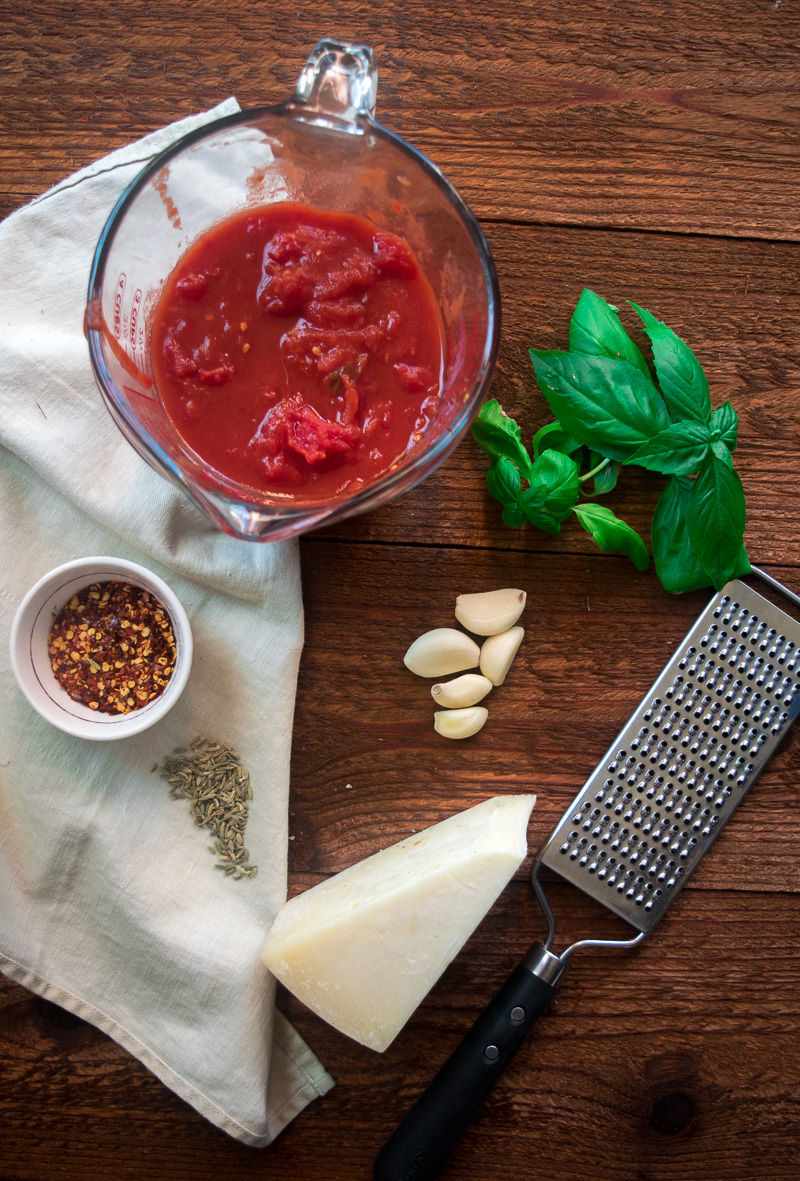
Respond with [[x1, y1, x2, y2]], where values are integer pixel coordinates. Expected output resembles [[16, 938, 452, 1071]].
[[9, 556, 193, 741]]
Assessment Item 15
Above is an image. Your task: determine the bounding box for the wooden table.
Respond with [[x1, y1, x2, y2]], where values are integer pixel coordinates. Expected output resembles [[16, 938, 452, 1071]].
[[2, 3, 799, 1178]]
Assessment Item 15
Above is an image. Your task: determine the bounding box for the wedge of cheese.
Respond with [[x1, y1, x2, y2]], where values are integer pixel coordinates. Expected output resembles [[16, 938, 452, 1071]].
[[261, 794, 535, 1051]]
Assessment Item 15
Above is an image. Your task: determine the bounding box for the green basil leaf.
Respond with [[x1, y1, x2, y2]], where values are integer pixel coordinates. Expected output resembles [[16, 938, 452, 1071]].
[[486, 456, 522, 506], [651, 476, 714, 593], [529, 350, 670, 461], [625, 420, 712, 475], [687, 454, 747, 590], [530, 450, 581, 520], [573, 503, 650, 571], [712, 440, 734, 467], [502, 502, 528, 528], [733, 544, 752, 580], [569, 288, 650, 377], [518, 450, 580, 534], [515, 450, 580, 534], [586, 452, 621, 496], [709, 400, 738, 451], [472, 399, 534, 479], [653, 476, 750, 594], [519, 481, 547, 513], [532, 420, 582, 460], [629, 303, 711, 424], [517, 491, 562, 534]]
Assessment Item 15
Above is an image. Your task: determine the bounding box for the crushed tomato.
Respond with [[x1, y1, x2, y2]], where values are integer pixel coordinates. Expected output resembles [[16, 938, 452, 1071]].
[[151, 203, 445, 499]]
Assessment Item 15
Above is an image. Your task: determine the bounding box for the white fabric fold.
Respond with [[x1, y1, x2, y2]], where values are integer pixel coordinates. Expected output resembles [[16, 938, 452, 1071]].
[[0, 101, 334, 1146]]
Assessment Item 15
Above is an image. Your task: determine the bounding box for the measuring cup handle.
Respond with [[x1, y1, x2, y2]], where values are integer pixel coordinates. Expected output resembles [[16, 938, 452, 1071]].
[[373, 960, 560, 1181], [292, 38, 378, 127]]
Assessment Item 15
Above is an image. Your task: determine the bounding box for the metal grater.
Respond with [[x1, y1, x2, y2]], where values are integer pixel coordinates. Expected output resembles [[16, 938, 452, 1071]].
[[375, 569, 800, 1181], [537, 571, 800, 934]]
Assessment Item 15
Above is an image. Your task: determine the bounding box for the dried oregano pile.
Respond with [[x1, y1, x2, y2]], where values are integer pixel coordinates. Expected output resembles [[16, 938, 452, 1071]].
[[161, 738, 257, 879]]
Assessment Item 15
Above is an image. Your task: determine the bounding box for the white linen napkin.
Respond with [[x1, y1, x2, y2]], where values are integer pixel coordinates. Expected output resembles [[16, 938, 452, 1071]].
[[0, 102, 334, 1146]]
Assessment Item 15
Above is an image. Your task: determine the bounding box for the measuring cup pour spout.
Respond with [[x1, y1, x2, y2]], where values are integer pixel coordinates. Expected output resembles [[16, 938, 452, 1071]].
[[291, 38, 378, 129]]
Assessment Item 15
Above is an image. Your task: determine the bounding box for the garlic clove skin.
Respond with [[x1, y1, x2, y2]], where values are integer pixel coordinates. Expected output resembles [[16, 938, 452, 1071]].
[[404, 628, 481, 678], [455, 588, 527, 636], [434, 706, 489, 739], [431, 673, 493, 708], [479, 626, 524, 686]]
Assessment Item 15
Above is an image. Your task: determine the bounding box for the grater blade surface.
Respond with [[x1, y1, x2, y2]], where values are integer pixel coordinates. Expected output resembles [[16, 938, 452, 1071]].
[[538, 579, 800, 935]]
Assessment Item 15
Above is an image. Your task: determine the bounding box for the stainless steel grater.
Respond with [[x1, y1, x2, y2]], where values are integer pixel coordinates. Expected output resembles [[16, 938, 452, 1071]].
[[375, 569, 800, 1181], [537, 568, 800, 935]]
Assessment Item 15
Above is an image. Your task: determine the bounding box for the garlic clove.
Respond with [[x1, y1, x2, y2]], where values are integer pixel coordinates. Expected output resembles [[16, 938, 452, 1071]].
[[455, 588, 527, 636], [431, 673, 493, 708], [404, 628, 481, 678], [434, 706, 489, 739], [479, 626, 524, 686]]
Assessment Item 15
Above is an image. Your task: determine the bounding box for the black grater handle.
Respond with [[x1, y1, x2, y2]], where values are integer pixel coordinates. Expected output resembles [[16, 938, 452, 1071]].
[[373, 958, 560, 1181]]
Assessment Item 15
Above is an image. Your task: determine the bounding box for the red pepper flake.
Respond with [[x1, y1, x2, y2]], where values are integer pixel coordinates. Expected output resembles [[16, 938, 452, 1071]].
[[48, 582, 177, 716]]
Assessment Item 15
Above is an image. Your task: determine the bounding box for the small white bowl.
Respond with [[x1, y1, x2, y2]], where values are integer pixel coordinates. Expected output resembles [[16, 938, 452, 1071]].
[[9, 556, 193, 741]]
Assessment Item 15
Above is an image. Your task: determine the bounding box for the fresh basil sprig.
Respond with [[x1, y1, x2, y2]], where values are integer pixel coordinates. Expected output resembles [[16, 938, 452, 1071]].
[[472, 289, 750, 593], [529, 350, 670, 461]]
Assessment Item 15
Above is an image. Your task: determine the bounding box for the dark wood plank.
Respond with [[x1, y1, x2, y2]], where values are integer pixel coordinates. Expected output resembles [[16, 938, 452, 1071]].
[[1, 2, 799, 237]]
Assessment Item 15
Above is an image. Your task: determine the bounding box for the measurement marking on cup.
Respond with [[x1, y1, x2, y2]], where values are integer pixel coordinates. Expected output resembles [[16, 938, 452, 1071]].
[[114, 272, 126, 337]]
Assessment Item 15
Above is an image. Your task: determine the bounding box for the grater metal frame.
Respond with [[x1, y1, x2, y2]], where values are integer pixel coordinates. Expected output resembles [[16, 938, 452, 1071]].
[[534, 568, 800, 939]]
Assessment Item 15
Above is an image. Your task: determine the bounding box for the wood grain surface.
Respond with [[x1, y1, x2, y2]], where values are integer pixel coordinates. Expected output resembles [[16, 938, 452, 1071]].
[[2, 2, 800, 1179]]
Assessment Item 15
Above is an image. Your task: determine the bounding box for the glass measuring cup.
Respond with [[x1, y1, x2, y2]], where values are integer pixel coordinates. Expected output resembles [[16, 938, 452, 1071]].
[[87, 40, 500, 542]]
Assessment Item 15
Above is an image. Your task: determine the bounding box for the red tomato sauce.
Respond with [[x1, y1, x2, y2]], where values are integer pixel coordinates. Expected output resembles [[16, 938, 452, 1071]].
[[151, 203, 445, 499]]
